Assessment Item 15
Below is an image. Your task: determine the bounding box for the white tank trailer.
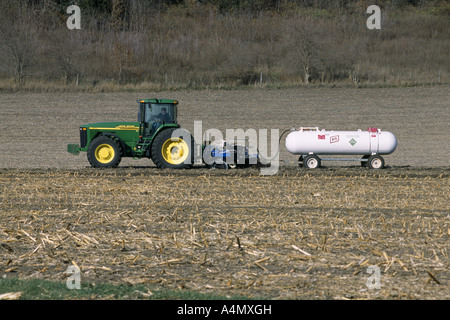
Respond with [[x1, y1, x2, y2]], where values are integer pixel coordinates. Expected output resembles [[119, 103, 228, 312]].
[[285, 127, 397, 169]]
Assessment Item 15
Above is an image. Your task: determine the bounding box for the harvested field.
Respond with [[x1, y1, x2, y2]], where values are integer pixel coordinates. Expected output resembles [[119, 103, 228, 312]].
[[0, 86, 449, 299], [0, 167, 448, 299], [0, 86, 449, 169]]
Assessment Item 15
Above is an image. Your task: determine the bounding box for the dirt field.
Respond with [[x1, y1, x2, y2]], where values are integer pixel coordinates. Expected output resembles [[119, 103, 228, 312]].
[[0, 86, 449, 299], [0, 86, 448, 168]]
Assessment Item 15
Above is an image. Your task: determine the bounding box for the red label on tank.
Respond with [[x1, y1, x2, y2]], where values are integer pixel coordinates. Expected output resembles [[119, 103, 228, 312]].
[[318, 135, 325, 140], [330, 135, 339, 143]]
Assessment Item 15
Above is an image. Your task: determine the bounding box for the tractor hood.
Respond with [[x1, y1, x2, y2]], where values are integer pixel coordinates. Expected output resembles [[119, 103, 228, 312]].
[[81, 121, 140, 130]]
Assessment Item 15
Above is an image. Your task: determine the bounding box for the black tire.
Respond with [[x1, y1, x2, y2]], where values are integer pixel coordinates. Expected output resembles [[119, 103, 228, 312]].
[[298, 155, 304, 167], [361, 155, 370, 167], [233, 145, 249, 168], [151, 128, 193, 169], [203, 144, 216, 168], [87, 136, 122, 168], [211, 162, 228, 169], [303, 155, 321, 169], [368, 155, 385, 169]]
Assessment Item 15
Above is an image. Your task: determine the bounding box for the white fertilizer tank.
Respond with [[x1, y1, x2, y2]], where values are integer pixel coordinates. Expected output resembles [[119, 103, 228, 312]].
[[285, 127, 397, 169]]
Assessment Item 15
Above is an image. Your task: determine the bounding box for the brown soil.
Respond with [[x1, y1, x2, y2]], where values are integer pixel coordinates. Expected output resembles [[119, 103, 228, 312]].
[[0, 87, 448, 299]]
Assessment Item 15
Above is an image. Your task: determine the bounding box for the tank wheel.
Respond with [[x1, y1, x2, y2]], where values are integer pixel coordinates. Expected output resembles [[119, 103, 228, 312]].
[[361, 155, 370, 167], [368, 155, 385, 169], [298, 155, 304, 167], [303, 155, 321, 169], [151, 128, 193, 169], [87, 136, 122, 168]]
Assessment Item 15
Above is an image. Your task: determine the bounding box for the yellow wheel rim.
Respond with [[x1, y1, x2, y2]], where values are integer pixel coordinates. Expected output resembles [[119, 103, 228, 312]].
[[95, 144, 115, 164], [161, 138, 189, 165]]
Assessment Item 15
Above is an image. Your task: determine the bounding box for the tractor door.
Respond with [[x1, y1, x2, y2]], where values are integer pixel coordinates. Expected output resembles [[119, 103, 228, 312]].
[[139, 102, 177, 137], [138, 102, 151, 137]]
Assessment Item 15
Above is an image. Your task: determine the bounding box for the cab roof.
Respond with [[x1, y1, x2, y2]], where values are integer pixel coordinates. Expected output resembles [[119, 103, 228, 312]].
[[138, 99, 178, 104]]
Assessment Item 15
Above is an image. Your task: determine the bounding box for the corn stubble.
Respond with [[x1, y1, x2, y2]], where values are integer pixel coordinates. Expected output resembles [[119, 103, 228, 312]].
[[0, 167, 448, 299]]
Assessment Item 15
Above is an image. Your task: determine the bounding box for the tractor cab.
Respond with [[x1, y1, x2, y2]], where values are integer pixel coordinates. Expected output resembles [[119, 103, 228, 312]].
[[138, 99, 178, 137]]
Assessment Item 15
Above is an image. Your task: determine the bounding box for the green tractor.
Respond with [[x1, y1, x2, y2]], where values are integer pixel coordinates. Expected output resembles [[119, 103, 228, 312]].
[[67, 99, 194, 169]]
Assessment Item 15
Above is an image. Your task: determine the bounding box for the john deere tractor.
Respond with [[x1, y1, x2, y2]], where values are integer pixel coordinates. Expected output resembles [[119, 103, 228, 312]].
[[67, 99, 194, 168]]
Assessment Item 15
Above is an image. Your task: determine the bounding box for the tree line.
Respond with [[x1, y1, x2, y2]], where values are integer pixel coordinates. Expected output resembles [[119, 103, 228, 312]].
[[0, 0, 448, 89]]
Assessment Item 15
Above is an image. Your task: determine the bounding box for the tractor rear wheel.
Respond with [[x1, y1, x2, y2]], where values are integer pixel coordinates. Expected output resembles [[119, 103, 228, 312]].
[[151, 128, 193, 169], [87, 136, 122, 168]]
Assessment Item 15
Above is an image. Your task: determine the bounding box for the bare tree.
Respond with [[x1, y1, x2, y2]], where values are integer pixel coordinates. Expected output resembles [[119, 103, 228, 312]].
[[112, 0, 130, 31], [298, 34, 318, 84], [48, 31, 80, 85], [0, 12, 38, 84], [113, 34, 135, 83], [290, 23, 322, 84]]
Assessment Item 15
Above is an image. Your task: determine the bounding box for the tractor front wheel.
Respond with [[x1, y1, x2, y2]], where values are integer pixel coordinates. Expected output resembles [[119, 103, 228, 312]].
[[87, 136, 122, 168]]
